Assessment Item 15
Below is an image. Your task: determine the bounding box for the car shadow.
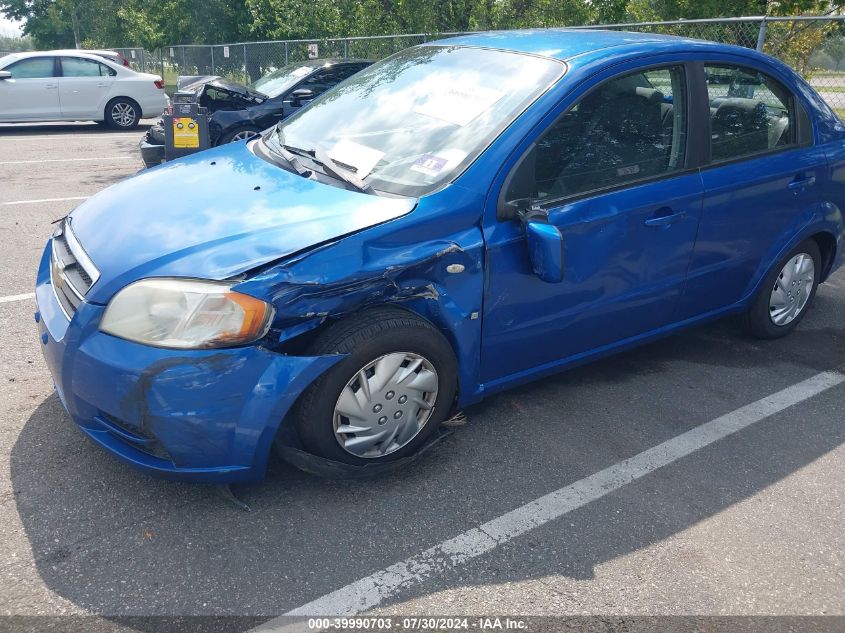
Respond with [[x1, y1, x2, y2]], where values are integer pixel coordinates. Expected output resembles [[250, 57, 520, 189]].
[[8, 275, 845, 627]]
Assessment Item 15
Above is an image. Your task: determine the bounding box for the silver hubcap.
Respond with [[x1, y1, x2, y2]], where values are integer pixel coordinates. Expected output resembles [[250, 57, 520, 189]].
[[111, 102, 135, 127], [232, 130, 259, 141], [769, 252, 815, 326], [333, 352, 439, 458]]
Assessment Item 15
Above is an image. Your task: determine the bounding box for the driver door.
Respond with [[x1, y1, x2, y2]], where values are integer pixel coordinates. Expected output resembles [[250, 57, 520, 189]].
[[0, 56, 59, 121], [481, 64, 704, 385]]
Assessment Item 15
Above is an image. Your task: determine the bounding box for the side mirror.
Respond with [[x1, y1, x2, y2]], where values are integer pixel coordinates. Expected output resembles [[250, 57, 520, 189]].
[[0, 71, 11, 80], [525, 221, 564, 283], [289, 88, 314, 106]]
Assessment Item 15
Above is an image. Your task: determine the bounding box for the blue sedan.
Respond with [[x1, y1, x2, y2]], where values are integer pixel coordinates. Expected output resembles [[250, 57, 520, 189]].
[[36, 29, 845, 482]]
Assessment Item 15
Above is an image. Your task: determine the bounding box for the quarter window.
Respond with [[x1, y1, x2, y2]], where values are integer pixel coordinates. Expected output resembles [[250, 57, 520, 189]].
[[704, 64, 795, 163], [504, 65, 688, 207], [6, 57, 56, 79]]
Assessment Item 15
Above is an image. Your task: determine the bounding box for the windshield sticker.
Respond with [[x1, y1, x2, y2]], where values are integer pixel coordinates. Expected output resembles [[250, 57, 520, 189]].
[[410, 154, 448, 176], [409, 149, 468, 178], [412, 85, 505, 127], [329, 139, 385, 178]]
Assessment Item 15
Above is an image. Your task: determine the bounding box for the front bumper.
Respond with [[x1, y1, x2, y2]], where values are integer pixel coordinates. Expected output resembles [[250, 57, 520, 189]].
[[138, 133, 164, 169], [35, 242, 339, 483]]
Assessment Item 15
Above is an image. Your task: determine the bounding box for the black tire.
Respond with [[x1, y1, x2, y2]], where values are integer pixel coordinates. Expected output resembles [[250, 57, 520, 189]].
[[220, 126, 262, 144], [288, 307, 458, 466], [742, 239, 821, 339], [104, 97, 140, 130]]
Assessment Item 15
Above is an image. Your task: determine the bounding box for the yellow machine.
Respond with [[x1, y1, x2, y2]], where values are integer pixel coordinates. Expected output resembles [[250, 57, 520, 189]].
[[164, 91, 210, 160]]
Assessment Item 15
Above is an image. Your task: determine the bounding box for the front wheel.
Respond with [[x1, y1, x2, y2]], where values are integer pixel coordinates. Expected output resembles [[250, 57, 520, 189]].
[[742, 239, 821, 339], [104, 98, 140, 130], [288, 308, 458, 466], [221, 126, 262, 144]]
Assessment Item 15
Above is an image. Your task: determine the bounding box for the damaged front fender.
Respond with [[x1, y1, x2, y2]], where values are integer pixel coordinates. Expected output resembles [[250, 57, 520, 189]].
[[234, 187, 488, 407]]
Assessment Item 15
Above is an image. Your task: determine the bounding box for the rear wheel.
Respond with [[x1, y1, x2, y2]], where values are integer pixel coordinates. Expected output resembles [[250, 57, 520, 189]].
[[742, 239, 820, 339], [287, 308, 457, 466], [221, 126, 262, 144], [104, 98, 140, 130]]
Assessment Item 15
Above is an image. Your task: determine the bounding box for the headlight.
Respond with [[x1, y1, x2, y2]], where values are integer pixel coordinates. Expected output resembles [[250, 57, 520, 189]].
[[100, 279, 273, 349]]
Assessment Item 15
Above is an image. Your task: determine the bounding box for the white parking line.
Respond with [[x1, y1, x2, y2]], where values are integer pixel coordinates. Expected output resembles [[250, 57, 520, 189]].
[[0, 293, 35, 304], [254, 370, 845, 631], [2, 196, 90, 206], [0, 156, 134, 165], [0, 134, 142, 141]]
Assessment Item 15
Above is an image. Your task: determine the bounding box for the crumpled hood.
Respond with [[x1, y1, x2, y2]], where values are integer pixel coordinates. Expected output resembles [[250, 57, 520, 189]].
[[69, 141, 416, 304]]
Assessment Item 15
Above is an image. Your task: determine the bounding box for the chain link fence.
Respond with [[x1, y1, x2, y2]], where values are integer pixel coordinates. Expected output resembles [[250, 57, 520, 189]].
[[586, 16, 845, 115], [116, 32, 462, 90], [114, 16, 845, 114]]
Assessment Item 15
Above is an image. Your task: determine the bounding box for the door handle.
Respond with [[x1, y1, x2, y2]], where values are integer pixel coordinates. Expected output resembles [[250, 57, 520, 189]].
[[45, 84, 57, 90], [788, 175, 816, 193], [644, 209, 686, 227], [97, 83, 108, 88]]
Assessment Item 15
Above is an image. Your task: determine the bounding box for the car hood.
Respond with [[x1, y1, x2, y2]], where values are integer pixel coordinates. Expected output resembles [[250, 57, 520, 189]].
[[177, 75, 266, 101], [208, 77, 267, 100], [69, 141, 416, 304]]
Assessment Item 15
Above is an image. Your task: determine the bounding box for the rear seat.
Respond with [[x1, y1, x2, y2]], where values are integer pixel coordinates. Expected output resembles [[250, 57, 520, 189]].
[[710, 97, 781, 160]]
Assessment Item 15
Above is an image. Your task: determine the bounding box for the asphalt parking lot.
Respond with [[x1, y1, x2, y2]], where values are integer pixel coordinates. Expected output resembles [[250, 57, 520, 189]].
[[0, 123, 844, 631]]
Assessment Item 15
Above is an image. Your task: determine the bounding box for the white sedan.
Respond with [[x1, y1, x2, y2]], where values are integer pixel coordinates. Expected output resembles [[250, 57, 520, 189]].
[[0, 51, 168, 129]]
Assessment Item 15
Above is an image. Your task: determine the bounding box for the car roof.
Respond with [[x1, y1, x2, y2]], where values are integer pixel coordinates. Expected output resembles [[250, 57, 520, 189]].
[[298, 58, 372, 68], [432, 28, 729, 62], [4, 50, 118, 62], [48, 49, 121, 57]]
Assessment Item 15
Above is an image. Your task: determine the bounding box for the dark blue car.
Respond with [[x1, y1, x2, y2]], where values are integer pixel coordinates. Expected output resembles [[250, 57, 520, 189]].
[[36, 29, 845, 482]]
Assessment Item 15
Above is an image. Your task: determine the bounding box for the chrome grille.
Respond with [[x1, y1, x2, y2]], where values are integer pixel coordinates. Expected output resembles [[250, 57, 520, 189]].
[[50, 220, 100, 319]]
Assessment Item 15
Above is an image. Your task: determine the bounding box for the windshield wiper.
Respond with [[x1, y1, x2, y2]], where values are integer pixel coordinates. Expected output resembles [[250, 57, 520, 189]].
[[260, 133, 312, 178], [280, 140, 375, 195], [282, 143, 315, 159], [314, 145, 375, 195], [273, 129, 376, 194]]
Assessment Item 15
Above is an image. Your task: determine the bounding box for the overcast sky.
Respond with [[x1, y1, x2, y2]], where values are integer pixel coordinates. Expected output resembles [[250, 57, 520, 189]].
[[0, 13, 23, 37]]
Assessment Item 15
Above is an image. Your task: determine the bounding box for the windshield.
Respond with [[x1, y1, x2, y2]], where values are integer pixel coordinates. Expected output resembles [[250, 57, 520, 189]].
[[250, 63, 315, 98], [265, 46, 564, 197]]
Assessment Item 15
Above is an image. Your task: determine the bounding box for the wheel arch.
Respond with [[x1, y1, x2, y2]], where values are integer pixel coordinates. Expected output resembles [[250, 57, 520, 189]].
[[810, 230, 838, 282], [280, 301, 465, 401], [742, 215, 841, 306], [221, 124, 262, 144], [103, 95, 141, 121], [267, 302, 463, 462]]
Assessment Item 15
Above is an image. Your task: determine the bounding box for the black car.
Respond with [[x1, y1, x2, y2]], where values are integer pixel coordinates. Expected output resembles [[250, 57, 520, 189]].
[[139, 59, 372, 167]]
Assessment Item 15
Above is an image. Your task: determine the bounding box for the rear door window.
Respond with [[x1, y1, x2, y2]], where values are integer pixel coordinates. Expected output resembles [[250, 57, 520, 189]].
[[60, 57, 115, 77], [704, 64, 797, 163]]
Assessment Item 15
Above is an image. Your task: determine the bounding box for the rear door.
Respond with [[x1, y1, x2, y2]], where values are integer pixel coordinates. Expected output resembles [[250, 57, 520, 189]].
[[58, 56, 116, 119], [0, 56, 59, 121], [677, 62, 825, 319]]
